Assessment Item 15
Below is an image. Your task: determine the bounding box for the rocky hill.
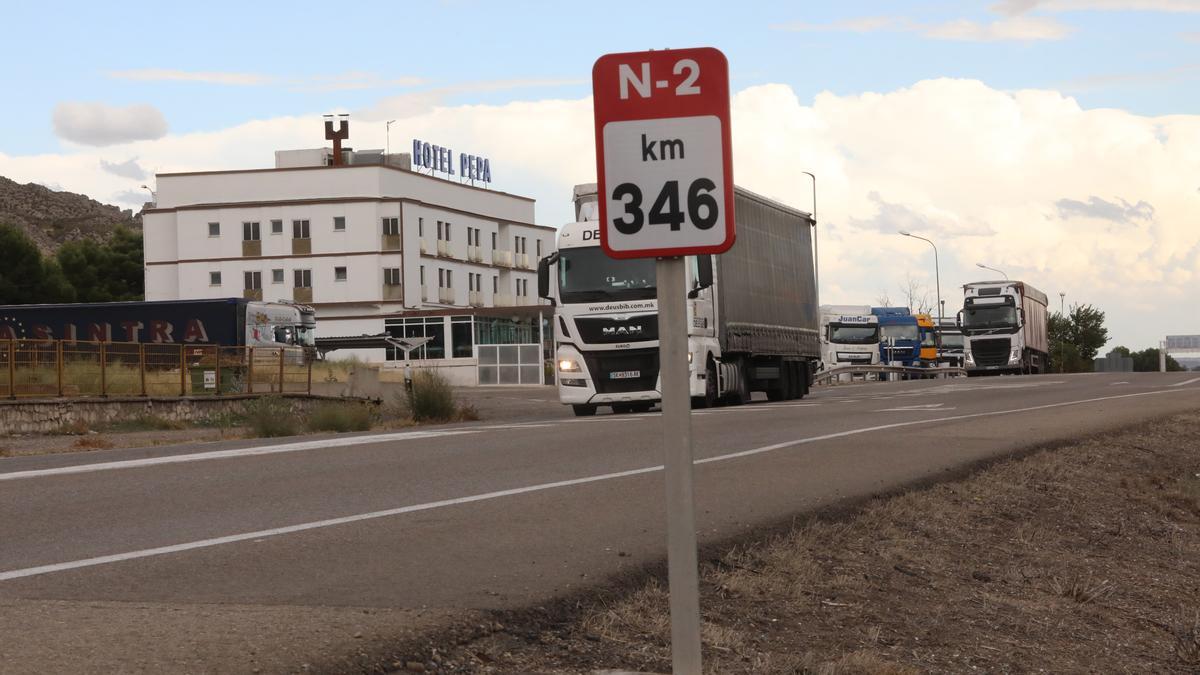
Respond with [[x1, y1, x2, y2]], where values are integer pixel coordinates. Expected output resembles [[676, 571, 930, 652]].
[[0, 175, 141, 254]]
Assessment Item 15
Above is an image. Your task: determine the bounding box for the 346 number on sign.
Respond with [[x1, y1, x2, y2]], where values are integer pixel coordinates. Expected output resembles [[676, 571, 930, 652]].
[[611, 179, 719, 235]]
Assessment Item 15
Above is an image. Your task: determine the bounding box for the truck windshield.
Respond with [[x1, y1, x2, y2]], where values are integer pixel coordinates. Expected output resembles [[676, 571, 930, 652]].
[[829, 325, 878, 344], [940, 333, 965, 349], [880, 324, 919, 341], [558, 248, 656, 303], [963, 305, 1018, 329], [921, 331, 938, 348]]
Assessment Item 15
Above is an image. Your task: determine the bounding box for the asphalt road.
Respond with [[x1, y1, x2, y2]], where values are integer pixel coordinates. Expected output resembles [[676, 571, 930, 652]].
[[2, 372, 1199, 670]]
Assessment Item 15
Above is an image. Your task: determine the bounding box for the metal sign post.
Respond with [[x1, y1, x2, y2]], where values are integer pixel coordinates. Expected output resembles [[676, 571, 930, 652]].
[[657, 255, 701, 673], [592, 46, 735, 674]]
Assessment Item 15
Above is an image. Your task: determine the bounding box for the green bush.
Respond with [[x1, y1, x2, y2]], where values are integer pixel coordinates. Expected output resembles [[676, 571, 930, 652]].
[[307, 401, 374, 432], [242, 397, 299, 437], [408, 370, 457, 422]]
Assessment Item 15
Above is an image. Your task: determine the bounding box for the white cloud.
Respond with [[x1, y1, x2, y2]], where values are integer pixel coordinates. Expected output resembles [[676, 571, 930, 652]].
[[5, 79, 1200, 348], [106, 69, 275, 86], [923, 15, 1073, 40], [52, 102, 168, 147], [99, 157, 148, 180], [996, 0, 1200, 11], [773, 14, 1072, 41]]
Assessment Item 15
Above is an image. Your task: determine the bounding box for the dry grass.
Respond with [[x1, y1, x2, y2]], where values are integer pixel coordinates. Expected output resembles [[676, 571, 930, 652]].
[[71, 435, 114, 451], [416, 411, 1200, 674]]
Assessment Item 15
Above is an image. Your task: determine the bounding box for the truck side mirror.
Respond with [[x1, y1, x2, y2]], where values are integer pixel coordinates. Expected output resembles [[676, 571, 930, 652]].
[[956, 310, 963, 327], [537, 253, 558, 304], [688, 254, 713, 298]]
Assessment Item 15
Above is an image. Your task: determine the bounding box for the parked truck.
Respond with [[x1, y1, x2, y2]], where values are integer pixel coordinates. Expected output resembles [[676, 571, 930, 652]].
[[935, 318, 965, 368], [959, 281, 1049, 375], [872, 307, 921, 367], [819, 305, 881, 370], [0, 298, 316, 351], [538, 184, 819, 416], [916, 313, 938, 366]]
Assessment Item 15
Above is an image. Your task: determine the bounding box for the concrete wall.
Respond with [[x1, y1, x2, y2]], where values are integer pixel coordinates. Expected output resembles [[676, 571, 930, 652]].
[[0, 396, 361, 436]]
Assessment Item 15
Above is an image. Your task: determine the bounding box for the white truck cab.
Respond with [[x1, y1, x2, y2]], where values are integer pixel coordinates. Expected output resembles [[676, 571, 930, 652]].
[[819, 304, 881, 370]]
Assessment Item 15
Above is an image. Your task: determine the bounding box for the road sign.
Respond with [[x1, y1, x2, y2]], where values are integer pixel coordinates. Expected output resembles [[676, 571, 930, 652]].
[[592, 47, 735, 259]]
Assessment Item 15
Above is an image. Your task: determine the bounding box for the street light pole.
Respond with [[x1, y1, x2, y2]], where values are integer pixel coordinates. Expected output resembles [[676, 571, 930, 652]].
[[976, 262, 1008, 280], [386, 119, 397, 157], [1059, 292, 1066, 373], [801, 171, 818, 307], [898, 231, 941, 323]]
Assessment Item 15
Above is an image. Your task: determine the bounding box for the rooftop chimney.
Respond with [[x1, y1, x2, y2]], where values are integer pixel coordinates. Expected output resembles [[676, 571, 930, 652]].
[[323, 114, 350, 166]]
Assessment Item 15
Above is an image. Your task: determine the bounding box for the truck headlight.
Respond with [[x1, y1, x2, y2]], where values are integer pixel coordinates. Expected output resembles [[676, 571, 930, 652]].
[[687, 351, 693, 364], [559, 358, 581, 372], [965, 352, 975, 366], [1009, 348, 1021, 363]]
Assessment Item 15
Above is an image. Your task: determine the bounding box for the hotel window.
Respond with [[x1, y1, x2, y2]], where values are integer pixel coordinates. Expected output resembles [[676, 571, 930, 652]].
[[467, 228, 474, 247], [333, 216, 346, 231], [491, 232, 497, 250], [242, 221, 260, 241], [492, 275, 498, 293], [384, 268, 401, 286], [271, 269, 284, 284], [294, 269, 312, 288], [270, 219, 283, 235], [209, 271, 222, 286], [384, 316, 446, 361], [446, 270, 452, 288], [436, 220, 443, 240], [420, 265, 425, 285], [438, 269, 445, 288], [382, 217, 399, 236], [334, 266, 347, 282], [208, 222, 220, 237], [536, 239, 542, 257], [468, 273, 475, 292], [244, 271, 262, 290], [418, 217, 424, 237], [445, 223, 451, 241], [292, 219, 310, 239]]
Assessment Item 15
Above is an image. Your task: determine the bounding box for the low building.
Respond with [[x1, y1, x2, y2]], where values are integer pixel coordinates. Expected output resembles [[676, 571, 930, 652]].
[[142, 123, 555, 384]]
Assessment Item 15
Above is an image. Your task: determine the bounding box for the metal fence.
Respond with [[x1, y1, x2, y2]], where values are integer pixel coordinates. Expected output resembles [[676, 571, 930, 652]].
[[0, 339, 312, 399]]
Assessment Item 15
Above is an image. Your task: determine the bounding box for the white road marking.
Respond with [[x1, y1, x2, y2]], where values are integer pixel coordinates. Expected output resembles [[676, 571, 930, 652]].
[[2, 385, 1196, 582], [877, 403, 956, 412], [0, 429, 480, 483], [1110, 381, 1130, 386], [1170, 377, 1200, 387]]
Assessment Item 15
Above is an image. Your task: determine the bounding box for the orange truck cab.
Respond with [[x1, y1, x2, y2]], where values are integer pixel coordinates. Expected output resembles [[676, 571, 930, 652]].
[[916, 313, 938, 365]]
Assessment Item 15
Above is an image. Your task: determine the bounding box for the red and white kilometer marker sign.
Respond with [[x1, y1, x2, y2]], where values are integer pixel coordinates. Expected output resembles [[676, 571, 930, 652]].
[[592, 47, 735, 259]]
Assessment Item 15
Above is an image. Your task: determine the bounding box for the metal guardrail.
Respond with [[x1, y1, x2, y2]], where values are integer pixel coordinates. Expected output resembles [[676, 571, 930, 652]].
[[814, 364, 967, 386]]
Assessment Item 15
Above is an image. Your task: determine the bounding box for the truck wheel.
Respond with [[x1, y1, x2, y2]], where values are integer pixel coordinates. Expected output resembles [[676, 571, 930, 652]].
[[725, 360, 749, 406], [692, 361, 718, 409], [572, 404, 597, 417]]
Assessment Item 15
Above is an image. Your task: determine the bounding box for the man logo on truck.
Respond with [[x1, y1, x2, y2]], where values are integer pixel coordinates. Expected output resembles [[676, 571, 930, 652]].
[[602, 325, 644, 337]]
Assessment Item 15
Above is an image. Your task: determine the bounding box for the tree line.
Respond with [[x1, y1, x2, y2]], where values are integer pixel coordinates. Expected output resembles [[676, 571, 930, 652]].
[[1048, 303, 1186, 372], [0, 223, 144, 305]]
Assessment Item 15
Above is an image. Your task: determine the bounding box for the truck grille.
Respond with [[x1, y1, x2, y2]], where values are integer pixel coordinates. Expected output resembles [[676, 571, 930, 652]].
[[582, 349, 659, 394], [575, 315, 658, 344], [971, 338, 1011, 367]]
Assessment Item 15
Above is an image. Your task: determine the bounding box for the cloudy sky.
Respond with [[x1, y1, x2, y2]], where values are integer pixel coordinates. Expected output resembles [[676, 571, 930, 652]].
[[1, 0, 1198, 350]]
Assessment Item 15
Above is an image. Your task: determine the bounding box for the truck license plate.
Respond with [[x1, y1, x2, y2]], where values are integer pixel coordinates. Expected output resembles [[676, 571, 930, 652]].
[[609, 370, 640, 379]]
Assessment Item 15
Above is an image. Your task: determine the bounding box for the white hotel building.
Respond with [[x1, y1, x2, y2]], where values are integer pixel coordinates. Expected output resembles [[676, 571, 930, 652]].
[[142, 145, 556, 384]]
